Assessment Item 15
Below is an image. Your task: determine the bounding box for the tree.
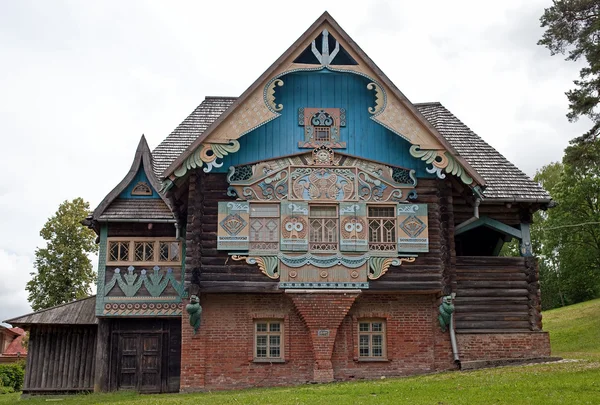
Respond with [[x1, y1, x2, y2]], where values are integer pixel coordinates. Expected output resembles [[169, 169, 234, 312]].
[[539, 0, 600, 145], [26, 198, 98, 311], [537, 142, 600, 309]]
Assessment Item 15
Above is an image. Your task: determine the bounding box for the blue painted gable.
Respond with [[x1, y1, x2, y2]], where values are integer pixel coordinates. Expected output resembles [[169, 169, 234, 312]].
[[118, 164, 160, 199], [215, 70, 434, 177]]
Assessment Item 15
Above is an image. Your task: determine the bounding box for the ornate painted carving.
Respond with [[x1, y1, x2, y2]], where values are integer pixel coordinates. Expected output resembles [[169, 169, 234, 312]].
[[217, 201, 250, 250], [278, 252, 369, 268], [231, 255, 279, 279], [290, 166, 356, 201], [438, 296, 454, 332], [104, 265, 185, 297], [397, 204, 429, 253], [409, 145, 473, 185], [103, 302, 184, 316], [173, 140, 241, 177], [367, 82, 385, 115], [186, 295, 202, 335], [227, 153, 417, 203], [368, 256, 415, 280], [131, 181, 152, 195], [299, 108, 346, 148], [265, 79, 284, 112]]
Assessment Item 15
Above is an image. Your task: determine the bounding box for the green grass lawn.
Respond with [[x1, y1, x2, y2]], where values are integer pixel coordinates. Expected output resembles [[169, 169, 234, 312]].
[[544, 297, 600, 360], [2, 299, 598, 404]]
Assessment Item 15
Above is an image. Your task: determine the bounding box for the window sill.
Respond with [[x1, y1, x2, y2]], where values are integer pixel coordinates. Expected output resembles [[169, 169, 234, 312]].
[[253, 358, 286, 364], [356, 358, 389, 363]]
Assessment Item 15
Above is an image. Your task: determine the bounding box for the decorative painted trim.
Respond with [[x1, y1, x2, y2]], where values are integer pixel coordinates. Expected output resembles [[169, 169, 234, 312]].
[[368, 256, 415, 280], [409, 145, 473, 185], [227, 153, 417, 203], [173, 140, 240, 177], [265, 79, 284, 112], [104, 265, 185, 298], [95, 225, 108, 316], [102, 302, 183, 316], [231, 255, 279, 279], [279, 281, 368, 289], [278, 252, 370, 269], [367, 82, 386, 116]]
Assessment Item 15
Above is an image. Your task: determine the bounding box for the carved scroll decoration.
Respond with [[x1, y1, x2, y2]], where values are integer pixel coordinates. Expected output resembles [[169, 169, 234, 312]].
[[368, 256, 415, 280], [104, 265, 185, 297], [226, 153, 417, 203], [409, 145, 474, 185], [231, 255, 279, 279]]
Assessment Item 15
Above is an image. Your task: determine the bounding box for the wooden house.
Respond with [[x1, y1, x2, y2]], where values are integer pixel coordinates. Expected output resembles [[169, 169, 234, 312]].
[[0, 325, 27, 364], [5, 12, 551, 394]]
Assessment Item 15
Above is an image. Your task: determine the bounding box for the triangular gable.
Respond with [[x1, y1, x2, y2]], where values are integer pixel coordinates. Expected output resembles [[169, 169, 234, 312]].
[[162, 12, 485, 188], [92, 135, 175, 222]]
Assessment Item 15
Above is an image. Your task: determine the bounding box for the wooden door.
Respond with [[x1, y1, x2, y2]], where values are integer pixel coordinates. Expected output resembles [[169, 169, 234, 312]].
[[139, 334, 162, 392], [116, 333, 162, 393]]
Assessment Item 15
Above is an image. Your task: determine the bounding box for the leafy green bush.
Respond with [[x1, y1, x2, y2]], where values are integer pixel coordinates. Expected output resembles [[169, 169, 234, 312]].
[[0, 362, 25, 392]]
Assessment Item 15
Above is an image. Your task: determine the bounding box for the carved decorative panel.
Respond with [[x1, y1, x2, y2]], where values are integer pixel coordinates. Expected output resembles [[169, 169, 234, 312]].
[[280, 201, 309, 251], [217, 201, 250, 250], [227, 152, 418, 203], [298, 107, 346, 148], [397, 204, 429, 253]]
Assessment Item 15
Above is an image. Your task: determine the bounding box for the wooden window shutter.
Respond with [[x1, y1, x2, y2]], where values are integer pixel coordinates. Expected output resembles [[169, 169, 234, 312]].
[[280, 202, 309, 251], [397, 204, 429, 253], [339, 203, 368, 252], [217, 201, 250, 250]]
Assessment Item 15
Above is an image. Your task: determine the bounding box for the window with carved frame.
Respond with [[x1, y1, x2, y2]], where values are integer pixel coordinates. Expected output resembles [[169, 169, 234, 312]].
[[107, 238, 181, 264], [254, 320, 283, 361], [109, 241, 129, 262], [159, 241, 180, 262], [368, 206, 396, 252], [309, 205, 338, 251], [249, 204, 280, 251], [358, 319, 386, 359]]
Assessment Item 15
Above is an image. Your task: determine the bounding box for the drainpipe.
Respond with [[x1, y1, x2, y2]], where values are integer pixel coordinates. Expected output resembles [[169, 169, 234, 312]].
[[449, 292, 461, 368], [174, 222, 181, 239], [455, 198, 481, 232]]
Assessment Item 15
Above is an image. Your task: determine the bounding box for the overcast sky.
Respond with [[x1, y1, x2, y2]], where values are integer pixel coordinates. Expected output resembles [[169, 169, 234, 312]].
[[0, 0, 591, 323]]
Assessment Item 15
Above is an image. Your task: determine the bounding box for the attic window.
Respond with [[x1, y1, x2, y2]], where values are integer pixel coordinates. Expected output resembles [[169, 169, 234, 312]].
[[132, 181, 152, 196]]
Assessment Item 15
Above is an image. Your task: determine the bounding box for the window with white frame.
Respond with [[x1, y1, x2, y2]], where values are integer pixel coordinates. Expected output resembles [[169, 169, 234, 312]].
[[358, 319, 386, 359], [254, 320, 283, 361], [368, 206, 396, 252], [309, 205, 338, 251], [249, 204, 280, 251]]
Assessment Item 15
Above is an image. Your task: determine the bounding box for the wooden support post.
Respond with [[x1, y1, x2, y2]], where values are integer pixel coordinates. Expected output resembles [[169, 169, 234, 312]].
[[519, 223, 533, 256], [94, 318, 111, 392]]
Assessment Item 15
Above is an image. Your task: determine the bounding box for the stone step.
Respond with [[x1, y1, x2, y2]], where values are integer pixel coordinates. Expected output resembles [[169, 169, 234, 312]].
[[460, 356, 563, 371]]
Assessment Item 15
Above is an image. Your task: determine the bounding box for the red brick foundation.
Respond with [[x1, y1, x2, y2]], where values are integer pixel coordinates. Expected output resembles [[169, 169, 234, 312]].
[[457, 332, 551, 361], [180, 292, 456, 391]]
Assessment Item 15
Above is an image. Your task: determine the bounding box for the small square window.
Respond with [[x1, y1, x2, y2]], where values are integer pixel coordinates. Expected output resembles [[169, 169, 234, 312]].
[[254, 320, 283, 361]]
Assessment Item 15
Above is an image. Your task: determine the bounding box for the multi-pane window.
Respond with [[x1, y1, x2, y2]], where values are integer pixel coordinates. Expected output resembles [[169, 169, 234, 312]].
[[249, 204, 280, 251], [107, 239, 181, 264], [159, 242, 180, 262], [358, 320, 386, 359], [368, 206, 396, 252], [134, 241, 154, 262], [254, 320, 283, 360], [109, 241, 129, 262], [309, 205, 338, 251]]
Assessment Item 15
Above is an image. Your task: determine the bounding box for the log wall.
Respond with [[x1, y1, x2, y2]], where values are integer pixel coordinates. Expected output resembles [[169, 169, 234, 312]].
[[24, 325, 97, 393], [453, 256, 542, 333], [185, 173, 450, 294]]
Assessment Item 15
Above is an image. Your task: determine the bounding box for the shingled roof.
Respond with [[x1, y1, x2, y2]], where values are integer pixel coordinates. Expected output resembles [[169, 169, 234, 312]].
[[152, 97, 550, 203]]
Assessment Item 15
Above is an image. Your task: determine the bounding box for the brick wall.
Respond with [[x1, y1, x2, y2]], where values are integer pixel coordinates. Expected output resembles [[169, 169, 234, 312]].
[[180, 292, 456, 391], [457, 332, 551, 361]]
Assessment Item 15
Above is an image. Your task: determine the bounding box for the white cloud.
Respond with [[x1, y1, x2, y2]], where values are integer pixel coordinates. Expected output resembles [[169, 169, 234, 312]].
[[0, 250, 33, 323]]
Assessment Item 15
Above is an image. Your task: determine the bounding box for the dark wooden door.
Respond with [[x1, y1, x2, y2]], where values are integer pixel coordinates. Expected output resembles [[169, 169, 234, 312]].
[[117, 333, 162, 393]]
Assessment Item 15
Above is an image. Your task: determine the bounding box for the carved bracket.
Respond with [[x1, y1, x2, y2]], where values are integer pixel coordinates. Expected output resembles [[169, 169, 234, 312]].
[[409, 145, 473, 185]]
